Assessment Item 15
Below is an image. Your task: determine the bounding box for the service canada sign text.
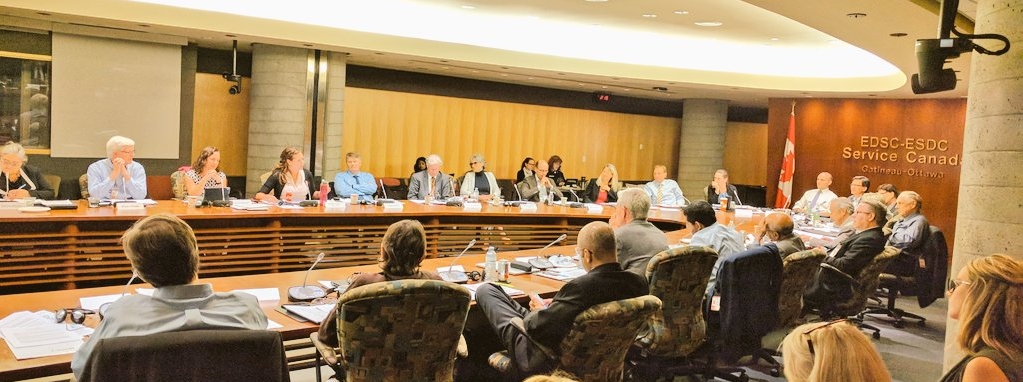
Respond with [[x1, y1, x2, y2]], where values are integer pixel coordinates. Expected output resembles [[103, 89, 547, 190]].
[[843, 136, 960, 179]]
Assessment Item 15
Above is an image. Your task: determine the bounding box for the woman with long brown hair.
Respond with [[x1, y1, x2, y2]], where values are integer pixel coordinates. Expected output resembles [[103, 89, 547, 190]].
[[254, 147, 318, 203]]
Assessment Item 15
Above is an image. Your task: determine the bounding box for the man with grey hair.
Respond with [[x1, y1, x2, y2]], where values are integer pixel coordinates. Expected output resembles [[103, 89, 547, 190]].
[[407, 154, 454, 200], [610, 188, 668, 275], [828, 197, 856, 242], [87, 135, 147, 199], [885, 191, 930, 276], [334, 152, 378, 201], [803, 199, 888, 310]]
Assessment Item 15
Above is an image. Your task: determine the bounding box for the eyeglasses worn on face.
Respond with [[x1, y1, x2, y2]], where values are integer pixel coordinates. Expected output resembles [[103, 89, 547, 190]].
[[803, 319, 849, 356], [948, 278, 972, 292], [1, 158, 22, 167]]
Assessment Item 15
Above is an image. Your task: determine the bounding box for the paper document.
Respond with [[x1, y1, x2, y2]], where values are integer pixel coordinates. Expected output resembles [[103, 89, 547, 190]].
[[1, 325, 85, 360], [80, 293, 126, 310], [461, 282, 525, 301], [534, 268, 587, 281], [281, 304, 333, 324], [266, 319, 283, 330], [233, 288, 281, 302]]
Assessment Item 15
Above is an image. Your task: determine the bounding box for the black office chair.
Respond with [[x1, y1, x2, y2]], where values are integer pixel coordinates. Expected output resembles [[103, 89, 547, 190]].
[[864, 226, 948, 327], [815, 246, 901, 339], [78, 329, 290, 382]]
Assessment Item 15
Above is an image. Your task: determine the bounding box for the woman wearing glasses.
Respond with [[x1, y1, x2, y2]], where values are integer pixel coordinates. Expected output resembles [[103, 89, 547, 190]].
[[780, 320, 891, 382], [515, 157, 535, 184], [1, 142, 54, 200], [941, 254, 1023, 382], [458, 153, 499, 202]]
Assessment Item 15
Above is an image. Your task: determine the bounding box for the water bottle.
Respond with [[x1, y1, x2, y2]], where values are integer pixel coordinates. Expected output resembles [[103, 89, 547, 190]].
[[471, 187, 479, 201], [319, 180, 329, 205], [484, 246, 498, 282]]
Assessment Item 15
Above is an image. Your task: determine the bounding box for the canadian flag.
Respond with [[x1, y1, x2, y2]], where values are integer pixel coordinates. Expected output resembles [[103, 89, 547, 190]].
[[775, 108, 796, 208]]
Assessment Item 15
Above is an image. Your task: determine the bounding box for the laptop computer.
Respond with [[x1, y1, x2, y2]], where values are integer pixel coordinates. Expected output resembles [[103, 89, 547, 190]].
[[204, 187, 231, 202]]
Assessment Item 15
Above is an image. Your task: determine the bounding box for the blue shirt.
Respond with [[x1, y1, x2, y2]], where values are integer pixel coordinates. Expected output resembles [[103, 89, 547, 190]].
[[87, 159, 148, 200], [690, 223, 744, 293], [334, 171, 377, 201], [643, 179, 686, 206]]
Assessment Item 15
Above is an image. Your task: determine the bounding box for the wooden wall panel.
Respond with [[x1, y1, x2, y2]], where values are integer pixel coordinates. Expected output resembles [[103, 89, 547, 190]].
[[723, 122, 768, 186], [341, 88, 681, 182], [765, 98, 966, 253], [192, 73, 250, 176]]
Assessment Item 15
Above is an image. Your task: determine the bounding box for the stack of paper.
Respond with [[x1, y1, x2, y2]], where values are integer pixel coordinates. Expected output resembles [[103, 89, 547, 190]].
[[534, 268, 587, 281], [0, 311, 90, 360]]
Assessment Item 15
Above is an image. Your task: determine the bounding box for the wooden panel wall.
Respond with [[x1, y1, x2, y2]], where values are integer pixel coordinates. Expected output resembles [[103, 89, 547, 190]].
[[765, 98, 966, 253], [341, 87, 681, 181], [724, 122, 768, 186], [191, 73, 250, 175]]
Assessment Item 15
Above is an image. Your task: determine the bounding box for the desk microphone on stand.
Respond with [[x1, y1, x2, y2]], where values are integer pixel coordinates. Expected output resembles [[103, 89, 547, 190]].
[[438, 239, 477, 283], [288, 252, 328, 302], [528, 234, 567, 270], [566, 188, 585, 208]]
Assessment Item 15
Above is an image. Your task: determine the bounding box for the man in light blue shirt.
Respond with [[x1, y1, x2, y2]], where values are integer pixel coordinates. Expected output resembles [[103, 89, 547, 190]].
[[643, 164, 686, 206], [87, 135, 147, 199], [684, 201, 744, 293], [334, 152, 377, 201]]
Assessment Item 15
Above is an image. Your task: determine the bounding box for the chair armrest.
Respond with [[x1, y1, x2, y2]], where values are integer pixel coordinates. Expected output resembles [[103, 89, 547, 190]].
[[457, 335, 468, 358], [509, 317, 559, 360], [820, 263, 859, 288], [309, 332, 338, 365]]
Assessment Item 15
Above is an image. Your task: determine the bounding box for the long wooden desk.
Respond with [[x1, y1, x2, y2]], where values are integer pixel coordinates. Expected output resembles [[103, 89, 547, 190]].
[[0, 250, 571, 381], [0, 200, 691, 293]]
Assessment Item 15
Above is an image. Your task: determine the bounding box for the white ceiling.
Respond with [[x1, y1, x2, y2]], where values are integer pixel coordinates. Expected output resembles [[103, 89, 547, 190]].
[[0, 0, 977, 107]]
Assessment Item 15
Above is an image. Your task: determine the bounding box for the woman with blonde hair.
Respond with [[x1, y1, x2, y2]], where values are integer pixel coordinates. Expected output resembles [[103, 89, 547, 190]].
[[940, 254, 1023, 382], [583, 163, 620, 203], [780, 320, 891, 382]]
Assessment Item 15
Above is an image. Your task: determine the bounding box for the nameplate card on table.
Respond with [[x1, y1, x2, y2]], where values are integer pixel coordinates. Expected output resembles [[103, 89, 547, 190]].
[[462, 201, 482, 211], [381, 201, 403, 210], [115, 202, 145, 211], [323, 200, 347, 211], [231, 200, 271, 211], [585, 203, 604, 214], [519, 202, 538, 212], [734, 208, 754, 218]]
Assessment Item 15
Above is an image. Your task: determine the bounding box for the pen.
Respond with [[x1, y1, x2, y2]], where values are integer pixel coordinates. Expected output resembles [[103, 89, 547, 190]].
[[18, 184, 26, 189]]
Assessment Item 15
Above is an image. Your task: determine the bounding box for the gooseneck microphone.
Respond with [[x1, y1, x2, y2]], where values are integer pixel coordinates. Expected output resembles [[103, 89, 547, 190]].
[[438, 239, 477, 283], [529, 234, 568, 270], [515, 182, 524, 201], [288, 252, 328, 302], [732, 186, 743, 206]]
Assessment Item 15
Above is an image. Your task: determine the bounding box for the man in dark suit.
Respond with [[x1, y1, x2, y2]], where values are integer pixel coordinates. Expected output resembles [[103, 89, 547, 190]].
[[803, 199, 888, 309], [474, 221, 648, 374], [516, 159, 564, 203], [407, 154, 455, 200]]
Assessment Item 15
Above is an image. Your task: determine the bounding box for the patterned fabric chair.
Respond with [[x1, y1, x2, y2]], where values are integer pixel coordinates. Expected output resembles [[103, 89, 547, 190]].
[[778, 249, 827, 327], [79, 173, 89, 199], [630, 246, 718, 380], [310, 279, 471, 382], [489, 295, 662, 382], [78, 329, 290, 382], [818, 246, 901, 339], [170, 169, 187, 200]]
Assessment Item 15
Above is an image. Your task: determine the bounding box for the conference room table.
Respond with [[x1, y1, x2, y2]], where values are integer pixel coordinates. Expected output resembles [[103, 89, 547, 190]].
[[0, 200, 770, 380]]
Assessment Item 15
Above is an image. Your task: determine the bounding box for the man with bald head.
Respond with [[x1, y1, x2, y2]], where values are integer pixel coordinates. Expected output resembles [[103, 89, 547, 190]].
[[517, 159, 564, 203], [474, 221, 647, 374], [792, 172, 837, 217], [752, 213, 806, 259]]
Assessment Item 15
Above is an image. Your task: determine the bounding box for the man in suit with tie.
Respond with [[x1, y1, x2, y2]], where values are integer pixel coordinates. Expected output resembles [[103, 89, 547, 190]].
[[516, 159, 564, 203], [643, 164, 685, 206], [803, 200, 888, 309], [791, 172, 837, 216], [407, 154, 455, 200]]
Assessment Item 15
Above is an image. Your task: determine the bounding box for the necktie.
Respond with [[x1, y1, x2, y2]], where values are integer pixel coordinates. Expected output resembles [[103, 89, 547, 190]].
[[656, 184, 664, 204], [429, 176, 436, 197], [353, 175, 360, 184], [809, 190, 822, 212]]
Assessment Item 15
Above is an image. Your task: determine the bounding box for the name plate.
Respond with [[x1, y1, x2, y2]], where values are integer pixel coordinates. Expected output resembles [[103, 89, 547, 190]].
[[734, 208, 753, 218], [324, 200, 347, 211], [519, 202, 538, 212], [382, 201, 404, 211], [585, 204, 604, 214], [115, 202, 145, 210], [463, 202, 482, 211]]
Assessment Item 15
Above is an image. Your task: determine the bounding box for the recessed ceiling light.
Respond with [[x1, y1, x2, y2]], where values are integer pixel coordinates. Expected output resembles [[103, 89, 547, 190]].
[[673, 10, 689, 15], [441, 66, 450, 70], [846, 12, 866, 18], [889, 32, 908, 37], [461, 5, 475, 10], [501, 74, 508, 77], [584, 0, 609, 2], [642, 14, 657, 18], [695, 21, 722, 27], [37, 12, 51, 16], [601, 86, 608, 89], [471, 70, 479, 73], [769, 37, 779, 41]]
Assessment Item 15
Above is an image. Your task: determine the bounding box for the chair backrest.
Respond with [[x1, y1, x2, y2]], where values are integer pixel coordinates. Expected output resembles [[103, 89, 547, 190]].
[[917, 226, 949, 307], [43, 174, 61, 198], [454, 174, 465, 195], [497, 179, 516, 201], [638, 246, 718, 358], [557, 295, 662, 382], [337, 279, 471, 382], [834, 246, 901, 315], [170, 170, 187, 200], [379, 177, 406, 200], [713, 244, 783, 363], [78, 329, 289, 382], [146, 175, 173, 200], [259, 171, 272, 185], [777, 249, 826, 327], [79, 173, 89, 199]]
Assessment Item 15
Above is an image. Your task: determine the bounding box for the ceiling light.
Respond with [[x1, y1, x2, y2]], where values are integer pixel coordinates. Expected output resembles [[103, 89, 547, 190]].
[[695, 21, 722, 27], [225, 34, 236, 37], [769, 37, 779, 41], [673, 10, 689, 15], [846, 12, 866, 18], [889, 32, 908, 37], [461, 5, 475, 10], [642, 14, 657, 18]]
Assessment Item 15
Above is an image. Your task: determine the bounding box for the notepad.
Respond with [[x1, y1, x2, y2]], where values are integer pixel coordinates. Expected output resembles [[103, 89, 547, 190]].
[[281, 304, 333, 324]]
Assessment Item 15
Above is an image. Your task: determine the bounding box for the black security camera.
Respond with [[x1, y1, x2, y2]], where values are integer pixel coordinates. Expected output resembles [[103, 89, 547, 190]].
[[910, 38, 972, 94], [229, 84, 241, 95]]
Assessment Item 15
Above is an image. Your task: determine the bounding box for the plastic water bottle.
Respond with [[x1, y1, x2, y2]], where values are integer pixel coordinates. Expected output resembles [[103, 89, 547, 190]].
[[471, 187, 480, 201], [484, 246, 498, 282], [319, 180, 329, 205]]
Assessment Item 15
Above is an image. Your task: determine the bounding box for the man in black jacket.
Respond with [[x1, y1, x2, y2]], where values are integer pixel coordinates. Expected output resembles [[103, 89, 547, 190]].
[[803, 200, 888, 309], [474, 221, 648, 374]]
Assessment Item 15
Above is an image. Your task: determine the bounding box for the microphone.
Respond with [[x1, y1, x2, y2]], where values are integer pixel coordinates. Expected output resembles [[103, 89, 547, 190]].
[[438, 239, 477, 283], [515, 182, 524, 201], [732, 185, 743, 206], [528, 234, 567, 270], [566, 188, 585, 208], [99, 273, 137, 319], [288, 252, 328, 302]]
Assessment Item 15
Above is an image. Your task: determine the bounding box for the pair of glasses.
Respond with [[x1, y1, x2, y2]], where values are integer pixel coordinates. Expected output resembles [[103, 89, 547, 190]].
[[947, 278, 972, 292], [802, 319, 849, 356], [55, 308, 95, 325], [465, 271, 482, 282]]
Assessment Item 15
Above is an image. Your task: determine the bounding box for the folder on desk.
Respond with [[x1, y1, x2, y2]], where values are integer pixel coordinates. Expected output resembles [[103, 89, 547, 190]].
[[281, 304, 333, 324]]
